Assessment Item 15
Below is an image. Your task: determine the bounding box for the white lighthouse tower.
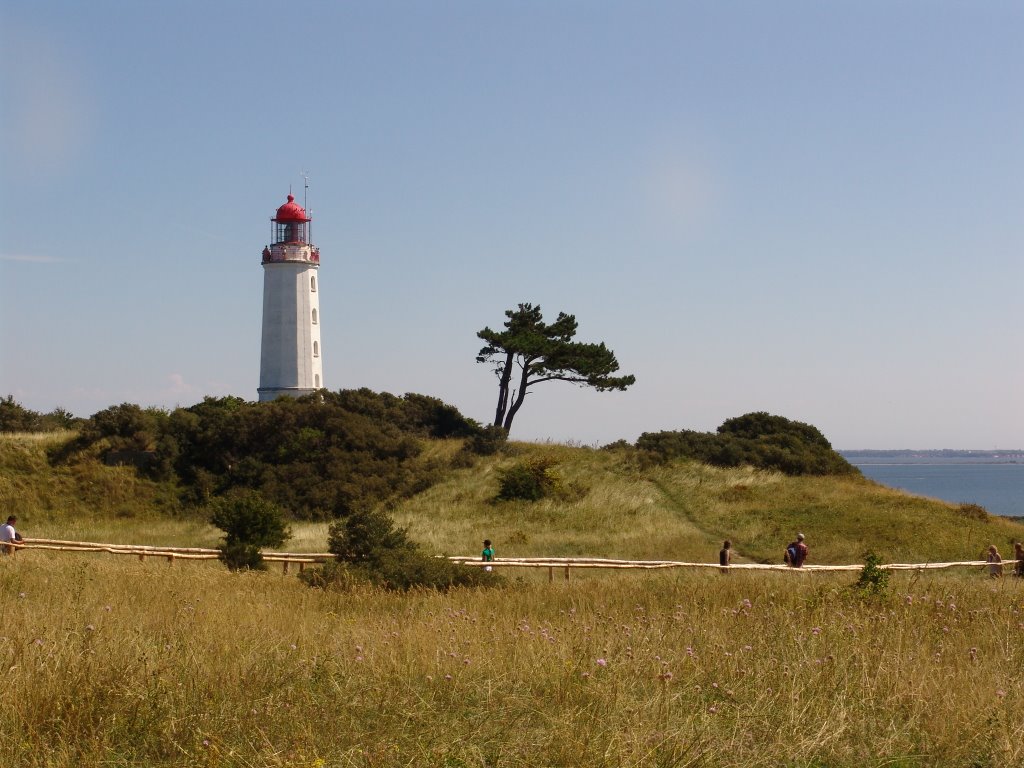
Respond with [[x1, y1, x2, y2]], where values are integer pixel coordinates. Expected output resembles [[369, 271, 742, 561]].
[[257, 192, 323, 402]]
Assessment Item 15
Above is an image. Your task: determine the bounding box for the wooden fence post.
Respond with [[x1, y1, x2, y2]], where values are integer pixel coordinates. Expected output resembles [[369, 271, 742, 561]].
[[283, 561, 290, 575], [548, 566, 553, 583], [565, 565, 570, 582]]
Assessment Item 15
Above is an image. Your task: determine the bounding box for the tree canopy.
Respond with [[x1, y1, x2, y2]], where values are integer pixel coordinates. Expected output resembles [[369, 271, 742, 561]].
[[0, 396, 81, 433], [54, 389, 483, 519], [476, 303, 635, 432]]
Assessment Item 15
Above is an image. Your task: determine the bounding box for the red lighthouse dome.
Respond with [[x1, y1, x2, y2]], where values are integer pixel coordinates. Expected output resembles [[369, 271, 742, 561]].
[[275, 194, 309, 223]]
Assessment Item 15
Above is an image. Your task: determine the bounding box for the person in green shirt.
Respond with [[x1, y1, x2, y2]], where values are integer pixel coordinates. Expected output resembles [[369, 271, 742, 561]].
[[482, 539, 494, 571]]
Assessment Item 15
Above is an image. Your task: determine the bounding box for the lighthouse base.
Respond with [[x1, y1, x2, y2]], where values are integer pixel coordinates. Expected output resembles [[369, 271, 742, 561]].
[[257, 386, 317, 403]]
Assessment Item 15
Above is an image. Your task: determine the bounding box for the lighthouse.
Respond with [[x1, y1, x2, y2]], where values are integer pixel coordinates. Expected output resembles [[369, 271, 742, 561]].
[[257, 192, 323, 402]]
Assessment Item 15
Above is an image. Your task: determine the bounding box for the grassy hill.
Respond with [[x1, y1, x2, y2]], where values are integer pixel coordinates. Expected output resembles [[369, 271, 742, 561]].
[[399, 442, 1024, 564], [4, 432, 1024, 766], [3, 431, 1022, 564]]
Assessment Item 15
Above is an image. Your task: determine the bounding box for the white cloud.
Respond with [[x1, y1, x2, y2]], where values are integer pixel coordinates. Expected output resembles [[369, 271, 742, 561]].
[[165, 373, 196, 397]]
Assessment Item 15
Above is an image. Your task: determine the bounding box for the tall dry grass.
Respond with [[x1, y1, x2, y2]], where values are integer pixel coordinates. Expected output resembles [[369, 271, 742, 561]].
[[2, 556, 1023, 767]]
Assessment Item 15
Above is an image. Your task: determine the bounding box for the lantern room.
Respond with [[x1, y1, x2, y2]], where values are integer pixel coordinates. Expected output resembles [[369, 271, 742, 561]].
[[272, 194, 310, 245]]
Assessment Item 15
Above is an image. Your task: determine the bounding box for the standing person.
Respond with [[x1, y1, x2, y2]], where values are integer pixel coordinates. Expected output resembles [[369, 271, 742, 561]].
[[1014, 542, 1024, 578], [785, 533, 808, 568], [986, 544, 1003, 578], [0, 516, 18, 556], [719, 540, 733, 573], [481, 539, 494, 572]]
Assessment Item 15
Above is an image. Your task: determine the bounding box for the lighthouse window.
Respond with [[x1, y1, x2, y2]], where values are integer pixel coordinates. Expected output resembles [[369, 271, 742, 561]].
[[310, 276, 316, 292], [311, 308, 318, 324], [313, 341, 319, 358], [274, 221, 308, 244], [315, 374, 320, 387]]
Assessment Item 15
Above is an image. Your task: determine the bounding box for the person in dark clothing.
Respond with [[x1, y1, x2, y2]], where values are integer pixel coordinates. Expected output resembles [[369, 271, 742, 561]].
[[719, 540, 733, 573], [785, 533, 808, 568]]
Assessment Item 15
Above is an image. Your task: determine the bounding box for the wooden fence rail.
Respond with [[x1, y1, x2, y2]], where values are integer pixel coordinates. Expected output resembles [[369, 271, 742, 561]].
[[6, 539, 1016, 579], [450, 556, 1018, 582], [9, 538, 333, 572]]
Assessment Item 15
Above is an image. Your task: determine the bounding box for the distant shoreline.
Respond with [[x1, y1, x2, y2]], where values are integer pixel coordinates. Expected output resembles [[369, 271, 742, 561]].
[[849, 461, 1023, 466], [840, 449, 1024, 465]]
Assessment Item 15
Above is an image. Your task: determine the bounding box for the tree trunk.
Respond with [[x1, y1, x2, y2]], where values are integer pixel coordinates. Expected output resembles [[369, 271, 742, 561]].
[[502, 360, 532, 431], [492, 351, 515, 426]]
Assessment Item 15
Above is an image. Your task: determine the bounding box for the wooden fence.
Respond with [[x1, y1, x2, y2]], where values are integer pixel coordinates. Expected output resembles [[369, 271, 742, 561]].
[[449, 556, 1018, 582], [4, 539, 1016, 580], [10, 538, 333, 573]]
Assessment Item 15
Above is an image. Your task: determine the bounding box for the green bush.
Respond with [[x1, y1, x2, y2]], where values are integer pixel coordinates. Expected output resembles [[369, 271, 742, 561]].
[[300, 552, 497, 592], [301, 506, 500, 591], [364, 548, 497, 591], [636, 412, 857, 476], [496, 456, 562, 501], [56, 389, 479, 519], [854, 551, 889, 595], [463, 424, 508, 456], [218, 542, 266, 572], [600, 439, 633, 452], [328, 507, 412, 564], [210, 491, 291, 571]]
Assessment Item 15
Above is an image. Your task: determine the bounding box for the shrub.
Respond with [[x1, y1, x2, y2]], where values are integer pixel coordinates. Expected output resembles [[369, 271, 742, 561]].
[[356, 548, 496, 591], [463, 424, 508, 456], [854, 551, 889, 595], [210, 491, 291, 571], [301, 506, 499, 591], [636, 412, 857, 476], [600, 439, 633, 452], [400, 393, 481, 438], [300, 552, 497, 592], [56, 389, 477, 519], [218, 542, 266, 572], [496, 456, 561, 501], [328, 507, 412, 564]]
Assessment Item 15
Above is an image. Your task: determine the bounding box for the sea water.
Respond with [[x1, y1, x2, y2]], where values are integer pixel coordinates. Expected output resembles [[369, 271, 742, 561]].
[[849, 460, 1024, 518]]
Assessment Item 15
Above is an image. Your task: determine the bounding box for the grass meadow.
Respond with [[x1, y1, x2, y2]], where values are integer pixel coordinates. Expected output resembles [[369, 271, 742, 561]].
[[3, 433, 1024, 766], [3, 557, 1024, 767]]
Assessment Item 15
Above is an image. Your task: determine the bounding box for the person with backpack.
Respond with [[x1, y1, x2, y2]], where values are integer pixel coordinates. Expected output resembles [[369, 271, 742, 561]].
[[784, 533, 807, 568]]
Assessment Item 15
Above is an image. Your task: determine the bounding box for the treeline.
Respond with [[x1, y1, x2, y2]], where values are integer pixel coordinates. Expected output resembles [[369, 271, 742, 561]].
[[0, 396, 83, 433], [48, 389, 495, 520], [632, 412, 857, 476]]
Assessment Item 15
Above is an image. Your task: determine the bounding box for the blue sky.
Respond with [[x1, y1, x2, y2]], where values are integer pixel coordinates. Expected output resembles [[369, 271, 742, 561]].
[[1, 1, 1021, 449]]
